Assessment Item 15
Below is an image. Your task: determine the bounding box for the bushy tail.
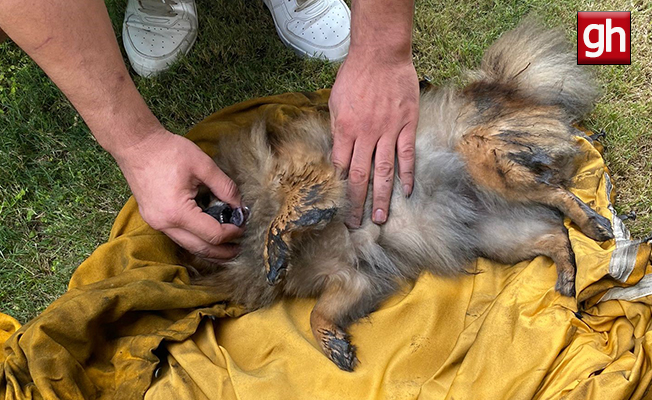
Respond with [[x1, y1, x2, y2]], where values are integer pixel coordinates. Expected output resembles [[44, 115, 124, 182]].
[[472, 20, 599, 120]]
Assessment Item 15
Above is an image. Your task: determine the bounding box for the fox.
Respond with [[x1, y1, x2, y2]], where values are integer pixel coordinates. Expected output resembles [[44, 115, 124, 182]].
[[186, 21, 614, 371]]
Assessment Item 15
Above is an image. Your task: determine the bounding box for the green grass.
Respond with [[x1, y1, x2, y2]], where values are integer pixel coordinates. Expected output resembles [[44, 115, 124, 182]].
[[0, 0, 650, 323]]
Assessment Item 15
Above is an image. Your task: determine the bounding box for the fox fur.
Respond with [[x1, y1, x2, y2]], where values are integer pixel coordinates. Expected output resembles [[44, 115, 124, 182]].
[[187, 21, 614, 371]]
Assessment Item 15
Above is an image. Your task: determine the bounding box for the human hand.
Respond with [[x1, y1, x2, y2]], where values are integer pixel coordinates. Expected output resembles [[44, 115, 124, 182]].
[[329, 52, 419, 228], [0, 0, 244, 261], [114, 129, 244, 263]]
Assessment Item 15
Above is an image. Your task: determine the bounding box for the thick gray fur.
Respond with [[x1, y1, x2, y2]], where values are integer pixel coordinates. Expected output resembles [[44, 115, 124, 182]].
[[191, 21, 599, 330]]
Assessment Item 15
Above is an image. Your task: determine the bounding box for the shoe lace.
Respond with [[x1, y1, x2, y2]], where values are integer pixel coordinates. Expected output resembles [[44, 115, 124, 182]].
[[294, 0, 321, 12], [138, 0, 178, 17]]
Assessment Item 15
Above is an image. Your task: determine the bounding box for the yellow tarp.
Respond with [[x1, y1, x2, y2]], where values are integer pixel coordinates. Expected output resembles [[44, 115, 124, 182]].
[[2, 90, 652, 400]]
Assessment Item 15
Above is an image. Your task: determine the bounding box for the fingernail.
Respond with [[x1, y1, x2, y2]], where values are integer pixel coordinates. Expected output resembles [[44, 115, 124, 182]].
[[403, 184, 412, 197], [373, 209, 386, 224]]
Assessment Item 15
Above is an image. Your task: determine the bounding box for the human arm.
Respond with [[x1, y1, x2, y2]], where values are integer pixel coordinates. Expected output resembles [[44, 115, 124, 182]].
[[329, 0, 419, 228], [0, 0, 242, 262]]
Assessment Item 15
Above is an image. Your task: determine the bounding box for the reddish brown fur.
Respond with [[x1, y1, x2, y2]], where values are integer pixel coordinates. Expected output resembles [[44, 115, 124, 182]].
[[186, 22, 614, 371]]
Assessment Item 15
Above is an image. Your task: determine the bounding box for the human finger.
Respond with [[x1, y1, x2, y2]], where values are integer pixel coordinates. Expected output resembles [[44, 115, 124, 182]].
[[330, 121, 355, 179], [175, 204, 244, 245], [371, 135, 397, 224], [396, 121, 417, 197], [164, 227, 240, 260], [194, 155, 242, 207], [345, 140, 375, 228]]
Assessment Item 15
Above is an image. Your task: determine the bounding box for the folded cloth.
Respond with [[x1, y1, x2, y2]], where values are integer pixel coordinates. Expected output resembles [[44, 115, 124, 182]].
[[2, 90, 651, 400]]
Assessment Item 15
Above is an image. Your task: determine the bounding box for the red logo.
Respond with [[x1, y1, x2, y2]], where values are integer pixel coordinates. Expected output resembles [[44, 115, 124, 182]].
[[578, 11, 631, 65]]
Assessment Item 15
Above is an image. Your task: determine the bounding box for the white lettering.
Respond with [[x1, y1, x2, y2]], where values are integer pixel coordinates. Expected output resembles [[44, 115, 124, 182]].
[[606, 18, 626, 53], [584, 23, 604, 58]]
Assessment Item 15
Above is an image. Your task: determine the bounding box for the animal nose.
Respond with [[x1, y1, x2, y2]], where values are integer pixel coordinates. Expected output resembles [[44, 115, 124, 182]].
[[203, 203, 249, 227]]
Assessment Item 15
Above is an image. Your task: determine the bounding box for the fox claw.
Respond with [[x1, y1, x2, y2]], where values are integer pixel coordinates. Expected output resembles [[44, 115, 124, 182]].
[[319, 328, 358, 372], [266, 267, 286, 286]]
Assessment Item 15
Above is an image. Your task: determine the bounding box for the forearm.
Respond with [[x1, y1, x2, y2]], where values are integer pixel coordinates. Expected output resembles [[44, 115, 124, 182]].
[[349, 0, 415, 62], [0, 0, 163, 158], [330, 0, 418, 227], [0, 1, 245, 256]]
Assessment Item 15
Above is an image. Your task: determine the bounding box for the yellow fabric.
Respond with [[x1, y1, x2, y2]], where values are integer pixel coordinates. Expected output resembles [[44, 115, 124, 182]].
[[2, 90, 652, 400]]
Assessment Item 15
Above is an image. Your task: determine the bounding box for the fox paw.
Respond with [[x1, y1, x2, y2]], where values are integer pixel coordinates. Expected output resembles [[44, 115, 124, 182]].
[[555, 270, 576, 297], [585, 214, 614, 242], [319, 328, 359, 372]]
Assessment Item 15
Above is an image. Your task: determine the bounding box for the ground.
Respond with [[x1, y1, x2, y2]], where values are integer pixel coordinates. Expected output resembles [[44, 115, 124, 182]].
[[0, 0, 650, 323]]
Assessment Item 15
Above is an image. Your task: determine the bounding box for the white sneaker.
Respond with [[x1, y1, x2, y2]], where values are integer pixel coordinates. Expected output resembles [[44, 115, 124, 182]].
[[264, 0, 350, 62], [122, 0, 198, 77]]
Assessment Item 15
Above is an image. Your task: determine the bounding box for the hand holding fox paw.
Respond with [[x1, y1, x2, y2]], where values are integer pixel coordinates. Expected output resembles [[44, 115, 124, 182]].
[[113, 129, 244, 263], [330, 54, 419, 228]]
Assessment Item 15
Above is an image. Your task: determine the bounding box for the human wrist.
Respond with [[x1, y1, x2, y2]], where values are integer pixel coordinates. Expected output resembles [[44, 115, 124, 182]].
[[349, 0, 414, 64], [82, 80, 167, 160], [347, 40, 413, 66], [348, 18, 413, 64], [103, 121, 171, 168]]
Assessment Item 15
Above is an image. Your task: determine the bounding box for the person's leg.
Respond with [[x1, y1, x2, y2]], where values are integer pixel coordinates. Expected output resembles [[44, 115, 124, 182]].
[[122, 0, 198, 77], [0, 27, 8, 43], [121, 0, 350, 78], [264, 0, 350, 62]]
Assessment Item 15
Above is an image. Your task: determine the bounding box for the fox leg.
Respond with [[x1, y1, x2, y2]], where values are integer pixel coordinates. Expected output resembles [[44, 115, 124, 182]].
[[477, 209, 578, 297], [504, 227, 578, 297], [533, 229, 577, 297], [309, 267, 378, 372], [523, 188, 613, 242], [458, 133, 613, 242]]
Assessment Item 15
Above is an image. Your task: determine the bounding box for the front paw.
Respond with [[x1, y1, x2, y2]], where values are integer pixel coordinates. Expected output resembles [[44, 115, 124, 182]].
[[581, 211, 614, 242]]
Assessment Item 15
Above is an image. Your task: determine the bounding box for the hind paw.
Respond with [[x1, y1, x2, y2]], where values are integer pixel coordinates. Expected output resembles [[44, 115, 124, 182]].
[[319, 328, 359, 372], [555, 271, 576, 297]]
